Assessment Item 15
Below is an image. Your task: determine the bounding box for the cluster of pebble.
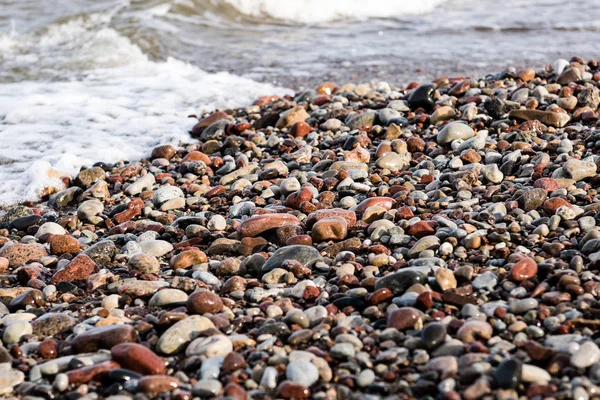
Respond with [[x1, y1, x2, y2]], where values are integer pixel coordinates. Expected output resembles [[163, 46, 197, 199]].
[[2, 57, 600, 400]]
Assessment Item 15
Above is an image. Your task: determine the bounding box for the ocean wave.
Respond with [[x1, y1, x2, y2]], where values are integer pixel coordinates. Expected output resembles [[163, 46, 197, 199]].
[[220, 0, 448, 23], [0, 12, 290, 205]]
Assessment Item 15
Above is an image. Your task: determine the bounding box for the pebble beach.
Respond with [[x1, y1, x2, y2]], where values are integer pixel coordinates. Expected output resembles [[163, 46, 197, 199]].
[[2, 57, 600, 400]]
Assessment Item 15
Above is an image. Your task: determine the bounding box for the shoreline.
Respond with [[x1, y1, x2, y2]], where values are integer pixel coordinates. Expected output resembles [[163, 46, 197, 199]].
[[1, 57, 600, 398]]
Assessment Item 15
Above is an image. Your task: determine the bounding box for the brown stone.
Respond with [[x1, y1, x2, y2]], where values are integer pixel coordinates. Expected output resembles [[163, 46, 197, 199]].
[[191, 111, 229, 137], [516, 68, 536, 82], [75, 167, 106, 188], [456, 320, 493, 343], [151, 145, 177, 160], [222, 351, 246, 374], [435, 268, 457, 291], [542, 198, 572, 214], [355, 197, 396, 217], [509, 109, 570, 128], [70, 324, 137, 353], [460, 149, 481, 164], [511, 258, 538, 281], [368, 288, 393, 305], [275, 106, 310, 129], [534, 178, 559, 192], [524, 340, 556, 362], [224, 382, 247, 400], [38, 338, 58, 359], [285, 187, 314, 209], [222, 276, 247, 293], [111, 343, 166, 375], [186, 290, 223, 315], [113, 198, 144, 224], [287, 235, 312, 246], [0, 243, 48, 267], [183, 151, 211, 164], [397, 206, 414, 219], [290, 121, 312, 138], [237, 237, 269, 256], [311, 216, 348, 242], [276, 381, 311, 399], [8, 288, 45, 312], [51, 253, 96, 284], [237, 214, 301, 237], [129, 253, 160, 274], [67, 360, 120, 384], [16, 265, 43, 286], [137, 375, 179, 395], [317, 82, 336, 95], [322, 237, 362, 258], [169, 250, 207, 270], [49, 235, 81, 255], [305, 208, 356, 230], [408, 221, 436, 238], [387, 307, 422, 330], [276, 225, 304, 245]]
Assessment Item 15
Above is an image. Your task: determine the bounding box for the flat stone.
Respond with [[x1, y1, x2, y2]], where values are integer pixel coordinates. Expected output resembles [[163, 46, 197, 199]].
[[149, 289, 188, 308], [437, 122, 475, 145], [187, 290, 223, 315], [32, 313, 76, 337], [0, 243, 48, 267], [156, 315, 215, 355], [571, 341, 600, 369], [311, 216, 347, 242], [70, 325, 137, 353], [237, 214, 301, 237], [51, 254, 96, 284], [374, 270, 427, 296], [387, 307, 422, 330], [509, 109, 571, 127], [517, 188, 547, 212], [495, 358, 522, 389], [111, 343, 166, 375], [139, 240, 173, 257], [562, 159, 597, 182], [125, 174, 155, 196], [186, 335, 233, 357], [286, 359, 319, 387], [261, 245, 322, 274]]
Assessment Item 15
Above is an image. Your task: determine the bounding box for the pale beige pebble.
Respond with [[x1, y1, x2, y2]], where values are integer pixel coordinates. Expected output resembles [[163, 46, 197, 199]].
[[456, 320, 493, 343], [435, 268, 457, 291]]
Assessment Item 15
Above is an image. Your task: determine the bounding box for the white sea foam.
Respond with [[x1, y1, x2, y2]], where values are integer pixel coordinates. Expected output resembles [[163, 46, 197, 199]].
[[220, 0, 448, 23], [0, 15, 290, 206]]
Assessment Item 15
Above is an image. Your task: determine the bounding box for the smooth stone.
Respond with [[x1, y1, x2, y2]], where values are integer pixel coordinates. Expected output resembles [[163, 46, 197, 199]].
[[495, 358, 522, 389], [70, 325, 137, 353], [34, 222, 66, 238], [563, 159, 597, 182], [125, 174, 155, 196], [139, 240, 173, 257], [111, 343, 166, 375], [422, 322, 447, 350], [571, 341, 600, 369], [149, 289, 188, 308], [156, 315, 215, 355], [192, 379, 223, 397], [437, 122, 475, 145], [153, 186, 184, 207], [3, 321, 32, 344], [375, 270, 427, 296], [186, 335, 233, 357], [286, 359, 319, 387], [261, 245, 322, 274]]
